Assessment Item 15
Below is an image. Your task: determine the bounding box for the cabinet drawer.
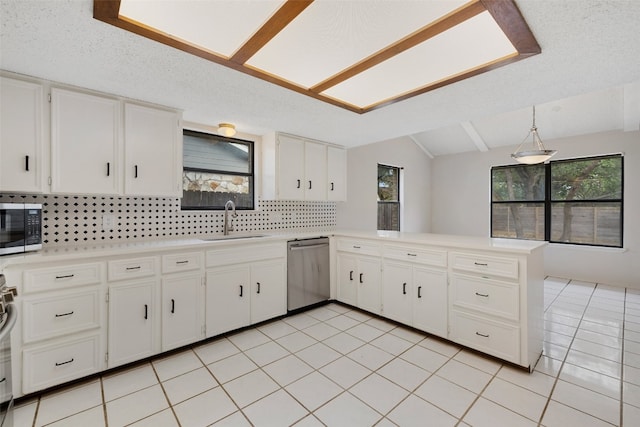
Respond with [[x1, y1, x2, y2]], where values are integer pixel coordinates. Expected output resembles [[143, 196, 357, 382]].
[[450, 252, 518, 280], [450, 310, 520, 364], [23, 263, 102, 294], [108, 257, 157, 281], [451, 274, 519, 321], [336, 238, 381, 257], [206, 242, 285, 267], [383, 244, 446, 267], [22, 333, 102, 394], [162, 251, 202, 274], [22, 288, 101, 343]]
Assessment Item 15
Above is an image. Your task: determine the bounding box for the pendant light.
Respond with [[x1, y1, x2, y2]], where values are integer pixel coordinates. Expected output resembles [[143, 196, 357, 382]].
[[511, 106, 557, 164]]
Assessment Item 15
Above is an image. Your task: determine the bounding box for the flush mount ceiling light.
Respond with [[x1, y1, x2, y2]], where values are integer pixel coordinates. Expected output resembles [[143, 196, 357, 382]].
[[511, 106, 557, 164], [217, 123, 236, 137], [94, 0, 540, 114]]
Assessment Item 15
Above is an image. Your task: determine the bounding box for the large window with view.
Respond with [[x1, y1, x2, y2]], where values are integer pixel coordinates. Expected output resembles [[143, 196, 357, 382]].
[[491, 154, 623, 247], [182, 129, 254, 210], [378, 164, 400, 231]]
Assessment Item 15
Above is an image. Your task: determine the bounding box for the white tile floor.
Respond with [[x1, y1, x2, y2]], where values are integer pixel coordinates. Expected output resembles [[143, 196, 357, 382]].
[[15, 277, 640, 426]]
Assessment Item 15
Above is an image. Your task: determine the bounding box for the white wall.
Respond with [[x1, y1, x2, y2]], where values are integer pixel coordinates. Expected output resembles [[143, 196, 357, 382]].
[[337, 136, 431, 232], [431, 130, 640, 289]]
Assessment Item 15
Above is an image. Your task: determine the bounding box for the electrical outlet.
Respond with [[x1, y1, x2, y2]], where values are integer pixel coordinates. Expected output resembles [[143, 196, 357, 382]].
[[102, 214, 116, 231]]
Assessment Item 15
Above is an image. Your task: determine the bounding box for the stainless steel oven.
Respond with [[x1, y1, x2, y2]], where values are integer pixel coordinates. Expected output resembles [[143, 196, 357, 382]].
[[0, 275, 17, 427], [0, 203, 42, 256]]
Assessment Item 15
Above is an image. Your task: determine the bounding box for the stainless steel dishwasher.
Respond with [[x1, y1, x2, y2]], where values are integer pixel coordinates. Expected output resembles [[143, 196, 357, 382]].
[[287, 237, 330, 311]]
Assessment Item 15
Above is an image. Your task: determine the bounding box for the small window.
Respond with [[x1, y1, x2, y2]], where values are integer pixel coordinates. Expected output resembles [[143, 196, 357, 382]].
[[491, 154, 623, 247], [182, 129, 254, 210], [378, 164, 400, 231]]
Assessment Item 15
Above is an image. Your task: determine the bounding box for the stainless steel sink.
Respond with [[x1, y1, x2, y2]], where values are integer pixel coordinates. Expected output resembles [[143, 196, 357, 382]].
[[200, 234, 267, 241]]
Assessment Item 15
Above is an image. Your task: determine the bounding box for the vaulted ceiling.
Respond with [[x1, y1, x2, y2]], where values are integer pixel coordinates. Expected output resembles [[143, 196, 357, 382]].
[[1, 0, 639, 155]]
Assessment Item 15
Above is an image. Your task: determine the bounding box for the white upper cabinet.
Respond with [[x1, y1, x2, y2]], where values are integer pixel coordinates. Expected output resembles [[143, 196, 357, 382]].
[[124, 103, 181, 197], [327, 146, 347, 201], [51, 88, 121, 195], [0, 77, 45, 193], [263, 132, 345, 201]]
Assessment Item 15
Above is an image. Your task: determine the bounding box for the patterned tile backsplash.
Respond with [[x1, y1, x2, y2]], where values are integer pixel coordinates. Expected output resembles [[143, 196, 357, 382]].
[[0, 194, 336, 247]]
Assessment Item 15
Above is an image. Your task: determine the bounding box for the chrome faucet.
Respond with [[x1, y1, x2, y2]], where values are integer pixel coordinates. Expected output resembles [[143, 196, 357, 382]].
[[223, 200, 238, 235]]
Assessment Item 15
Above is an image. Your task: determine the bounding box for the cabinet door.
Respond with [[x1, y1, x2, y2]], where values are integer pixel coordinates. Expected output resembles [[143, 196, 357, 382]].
[[413, 267, 448, 338], [124, 103, 180, 196], [108, 280, 157, 368], [277, 134, 305, 199], [250, 260, 286, 324], [51, 88, 120, 194], [304, 141, 327, 200], [205, 266, 250, 337], [327, 146, 346, 201], [337, 254, 358, 306], [357, 257, 382, 314], [382, 262, 413, 325], [162, 273, 204, 351], [0, 77, 44, 192]]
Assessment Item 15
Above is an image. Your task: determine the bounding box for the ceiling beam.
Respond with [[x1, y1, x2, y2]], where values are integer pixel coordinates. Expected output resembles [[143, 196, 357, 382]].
[[460, 121, 489, 152], [408, 136, 434, 159], [230, 1, 313, 65]]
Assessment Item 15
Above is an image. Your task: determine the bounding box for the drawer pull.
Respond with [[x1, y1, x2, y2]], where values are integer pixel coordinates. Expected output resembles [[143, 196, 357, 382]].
[[0, 377, 5, 383], [417, 286, 422, 298], [407, 253, 417, 257], [402, 282, 407, 295], [171, 299, 175, 314], [256, 282, 261, 294], [144, 304, 148, 320], [349, 271, 354, 281], [474, 262, 488, 267], [126, 266, 141, 271], [353, 245, 361, 249], [55, 274, 75, 280], [55, 358, 74, 367], [176, 260, 189, 265], [475, 332, 490, 338], [359, 273, 364, 284], [475, 292, 489, 298], [296, 179, 301, 189], [55, 311, 74, 318]]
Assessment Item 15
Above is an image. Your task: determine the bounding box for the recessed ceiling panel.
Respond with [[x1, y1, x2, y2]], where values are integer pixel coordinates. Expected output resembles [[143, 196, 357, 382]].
[[119, 0, 284, 58], [322, 12, 517, 108], [96, 0, 540, 114], [246, 0, 468, 88]]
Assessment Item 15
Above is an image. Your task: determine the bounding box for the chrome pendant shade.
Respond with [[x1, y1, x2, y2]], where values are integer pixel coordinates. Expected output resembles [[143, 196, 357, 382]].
[[511, 106, 557, 164]]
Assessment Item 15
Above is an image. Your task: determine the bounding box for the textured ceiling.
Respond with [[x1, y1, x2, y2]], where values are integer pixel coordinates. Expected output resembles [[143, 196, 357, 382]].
[[1, 0, 639, 154]]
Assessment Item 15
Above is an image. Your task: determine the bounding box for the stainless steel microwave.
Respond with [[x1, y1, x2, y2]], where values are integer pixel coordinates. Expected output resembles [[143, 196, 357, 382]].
[[0, 203, 42, 255]]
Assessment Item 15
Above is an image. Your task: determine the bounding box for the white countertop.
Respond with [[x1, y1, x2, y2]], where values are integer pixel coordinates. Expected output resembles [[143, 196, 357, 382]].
[[0, 229, 545, 268]]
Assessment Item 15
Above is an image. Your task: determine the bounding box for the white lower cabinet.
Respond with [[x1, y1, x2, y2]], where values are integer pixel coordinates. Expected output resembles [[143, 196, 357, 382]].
[[161, 273, 204, 352], [337, 254, 382, 314], [108, 279, 158, 368], [382, 261, 447, 338], [205, 259, 286, 338]]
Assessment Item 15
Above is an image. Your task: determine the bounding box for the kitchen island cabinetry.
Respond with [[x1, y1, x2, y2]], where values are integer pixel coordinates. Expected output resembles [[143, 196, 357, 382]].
[[382, 243, 448, 338], [336, 238, 382, 314], [205, 242, 286, 337], [0, 76, 45, 193]]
